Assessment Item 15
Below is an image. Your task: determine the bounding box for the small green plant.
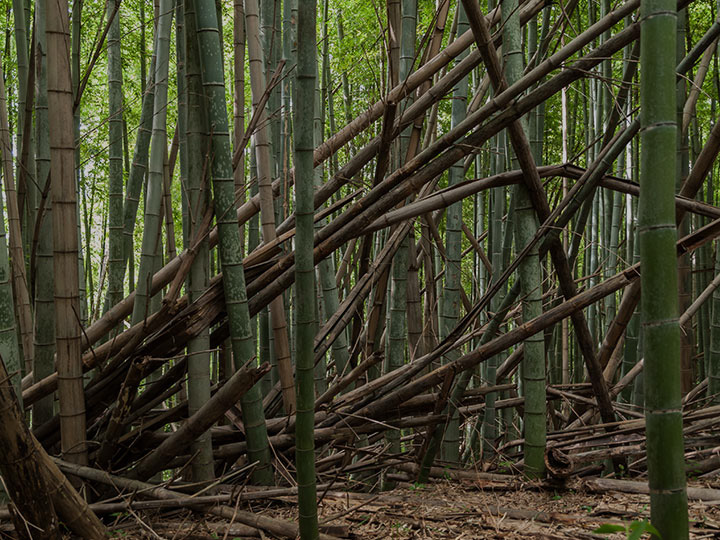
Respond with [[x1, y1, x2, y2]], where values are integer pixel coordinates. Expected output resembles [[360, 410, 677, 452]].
[[498, 460, 513, 473], [593, 519, 661, 540], [551, 492, 562, 501], [410, 482, 425, 491], [582, 504, 594, 514]]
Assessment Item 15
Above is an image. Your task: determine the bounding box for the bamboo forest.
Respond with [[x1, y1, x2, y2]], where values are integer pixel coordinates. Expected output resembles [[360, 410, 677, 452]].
[[6, 0, 720, 537]]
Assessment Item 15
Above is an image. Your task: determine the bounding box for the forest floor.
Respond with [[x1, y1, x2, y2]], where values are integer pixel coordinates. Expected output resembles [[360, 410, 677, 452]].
[[98, 477, 720, 539]]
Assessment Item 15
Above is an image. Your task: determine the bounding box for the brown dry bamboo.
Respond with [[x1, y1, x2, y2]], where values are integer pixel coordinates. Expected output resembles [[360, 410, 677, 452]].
[[682, 37, 717, 135], [128, 362, 270, 480], [47, 0, 87, 466], [406, 236, 424, 360], [583, 477, 720, 502], [95, 356, 149, 467], [0, 353, 106, 538], [339, 217, 720, 430]]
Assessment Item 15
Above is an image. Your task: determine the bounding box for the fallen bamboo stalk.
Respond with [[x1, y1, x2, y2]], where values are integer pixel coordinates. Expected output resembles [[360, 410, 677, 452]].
[[128, 361, 270, 480], [320, 489, 577, 525], [583, 477, 720, 502], [54, 459, 341, 539]]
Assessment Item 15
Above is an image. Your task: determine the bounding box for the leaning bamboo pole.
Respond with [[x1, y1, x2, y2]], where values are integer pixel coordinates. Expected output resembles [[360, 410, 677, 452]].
[[128, 362, 270, 481]]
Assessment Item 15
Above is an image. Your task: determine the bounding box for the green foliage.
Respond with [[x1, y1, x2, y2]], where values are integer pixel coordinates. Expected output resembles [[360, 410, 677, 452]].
[[593, 519, 661, 540]]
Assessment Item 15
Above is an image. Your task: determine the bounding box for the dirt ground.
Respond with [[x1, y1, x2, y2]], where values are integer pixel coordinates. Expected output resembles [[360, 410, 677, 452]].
[[100, 479, 720, 539]]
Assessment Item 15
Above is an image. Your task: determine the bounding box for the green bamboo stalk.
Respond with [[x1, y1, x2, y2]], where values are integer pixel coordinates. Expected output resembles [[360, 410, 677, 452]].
[[0, 66, 22, 401], [483, 160, 505, 455], [2, 2, 33, 377], [140, 0, 147, 92], [233, 0, 246, 219], [122, 54, 156, 293], [246, 0, 296, 414], [604, 189, 623, 328], [11, 0, 29, 162], [105, 0, 125, 312], [383, 0, 415, 467], [677, 9, 693, 395], [336, 9, 353, 129], [639, 0, 689, 535], [504, 0, 545, 478], [33, 0, 55, 426], [193, 0, 273, 485], [294, 1, 319, 536], [313, 75, 346, 393], [183, 0, 215, 482], [12, 0, 36, 253], [177, 0, 188, 250], [709, 243, 720, 403], [248, 145, 270, 397], [439, 1, 468, 466], [586, 0, 600, 342], [261, 0, 284, 251], [280, 0, 295, 227], [500, 164, 517, 443], [622, 222, 641, 405], [131, 0, 173, 328], [320, 0, 333, 172], [261, 0, 281, 198]]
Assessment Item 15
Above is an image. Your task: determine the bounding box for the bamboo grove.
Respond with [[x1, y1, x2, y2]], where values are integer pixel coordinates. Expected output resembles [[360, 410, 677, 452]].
[[4, 0, 720, 537]]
